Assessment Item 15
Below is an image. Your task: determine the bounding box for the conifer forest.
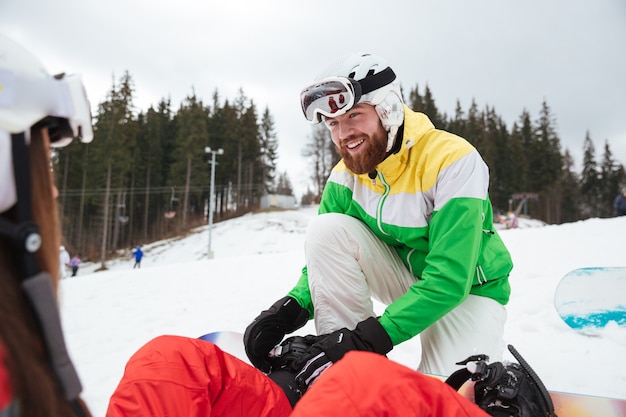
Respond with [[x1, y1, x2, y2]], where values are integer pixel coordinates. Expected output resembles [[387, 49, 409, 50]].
[[54, 73, 625, 264]]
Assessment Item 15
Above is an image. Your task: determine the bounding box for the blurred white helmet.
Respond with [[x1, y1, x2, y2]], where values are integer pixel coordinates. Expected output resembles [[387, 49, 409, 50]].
[[310, 52, 404, 152], [0, 33, 93, 213]]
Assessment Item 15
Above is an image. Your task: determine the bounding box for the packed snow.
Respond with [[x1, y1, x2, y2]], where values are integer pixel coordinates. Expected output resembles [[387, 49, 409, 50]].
[[58, 206, 626, 416]]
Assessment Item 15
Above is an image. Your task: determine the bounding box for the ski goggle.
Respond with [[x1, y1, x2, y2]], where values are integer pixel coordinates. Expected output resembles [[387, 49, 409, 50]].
[[300, 77, 362, 124], [0, 70, 93, 147], [52, 73, 94, 147]]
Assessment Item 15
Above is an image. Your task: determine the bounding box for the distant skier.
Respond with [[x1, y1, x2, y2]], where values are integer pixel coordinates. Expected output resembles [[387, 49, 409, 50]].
[[132, 245, 144, 269], [506, 211, 519, 229], [70, 255, 81, 277], [59, 245, 70, 279]]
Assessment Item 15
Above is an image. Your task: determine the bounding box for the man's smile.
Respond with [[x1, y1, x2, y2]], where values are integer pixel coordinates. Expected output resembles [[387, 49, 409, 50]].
[[344, 138, 365, 151]]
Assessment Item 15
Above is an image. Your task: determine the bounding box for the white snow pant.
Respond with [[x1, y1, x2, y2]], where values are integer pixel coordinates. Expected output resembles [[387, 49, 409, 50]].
[[305, 213, 506, 376]]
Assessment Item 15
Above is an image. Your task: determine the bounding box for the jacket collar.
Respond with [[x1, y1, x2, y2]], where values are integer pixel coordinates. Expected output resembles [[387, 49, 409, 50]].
[[372, 106, 435, 183]]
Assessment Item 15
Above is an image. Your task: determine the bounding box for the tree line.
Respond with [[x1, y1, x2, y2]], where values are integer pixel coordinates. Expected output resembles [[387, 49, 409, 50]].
[[55, 72, 624, 266], [55, 72, 287, 266], [302, 84, 625, 224]]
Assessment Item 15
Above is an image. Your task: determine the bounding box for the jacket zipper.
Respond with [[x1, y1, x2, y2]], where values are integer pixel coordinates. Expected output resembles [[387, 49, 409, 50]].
[[376, 172, 391, 237]]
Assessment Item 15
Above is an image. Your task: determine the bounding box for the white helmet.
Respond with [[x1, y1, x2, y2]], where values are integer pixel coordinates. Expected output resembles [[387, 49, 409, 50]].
[[0, 33, 93, 213], [314, 52, 404, 152], [0, 34, 88, 404]]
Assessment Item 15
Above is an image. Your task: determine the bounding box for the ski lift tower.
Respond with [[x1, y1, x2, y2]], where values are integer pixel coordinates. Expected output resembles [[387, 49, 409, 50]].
[[205, 147, 223, 259]]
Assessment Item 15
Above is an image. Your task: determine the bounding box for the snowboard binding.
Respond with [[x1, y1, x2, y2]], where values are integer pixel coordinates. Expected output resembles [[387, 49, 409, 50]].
[[268, 335, 314, 371], [445, 345, 557, 417], [265, 336, 317, 407]]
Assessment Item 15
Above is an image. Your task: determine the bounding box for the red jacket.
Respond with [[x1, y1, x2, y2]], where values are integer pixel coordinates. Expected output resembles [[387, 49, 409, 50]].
[[0, 345, 12, 413], [108, 335, 489, 417], [291, 351, 488, 417], [106, 335, 292, 417]]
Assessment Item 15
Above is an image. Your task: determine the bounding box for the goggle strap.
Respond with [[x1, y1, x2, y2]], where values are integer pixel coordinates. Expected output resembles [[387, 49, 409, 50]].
[[358, 67, 396, 95], [349, 79, 362, 103]]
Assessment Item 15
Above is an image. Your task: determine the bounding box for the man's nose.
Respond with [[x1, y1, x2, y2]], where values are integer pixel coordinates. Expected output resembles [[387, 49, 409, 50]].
[[337, 122, 355, 142]]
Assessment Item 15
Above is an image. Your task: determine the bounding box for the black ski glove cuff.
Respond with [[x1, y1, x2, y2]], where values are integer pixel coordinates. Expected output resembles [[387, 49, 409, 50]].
[[244, 296, 309, 372], [320, 316, 393, 362]]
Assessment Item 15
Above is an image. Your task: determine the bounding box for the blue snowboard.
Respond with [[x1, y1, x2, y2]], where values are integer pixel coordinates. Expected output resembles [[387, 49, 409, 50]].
[[554, 267, 626, 334], [199, 330, 251, 364]]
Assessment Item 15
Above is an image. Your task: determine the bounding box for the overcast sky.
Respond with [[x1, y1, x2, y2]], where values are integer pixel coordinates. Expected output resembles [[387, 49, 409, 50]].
[[2, 0, 624, 197]]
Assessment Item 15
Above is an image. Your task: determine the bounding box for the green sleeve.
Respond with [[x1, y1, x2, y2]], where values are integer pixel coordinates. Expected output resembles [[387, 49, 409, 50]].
[[287, 266, 314, 318], [287, 183, 351, 318]]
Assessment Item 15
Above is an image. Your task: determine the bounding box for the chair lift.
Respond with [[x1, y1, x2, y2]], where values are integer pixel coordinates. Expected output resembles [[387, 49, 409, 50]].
[[118, 191, 129, 224], [164, 186, 178, 219]]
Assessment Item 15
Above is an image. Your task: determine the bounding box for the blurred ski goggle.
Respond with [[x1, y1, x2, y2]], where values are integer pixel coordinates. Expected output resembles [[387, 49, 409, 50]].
[[0, 70, 93, 147], [300, 77, 362, 124], [47, 73, 94, 147], [1, 71, 94, 213]]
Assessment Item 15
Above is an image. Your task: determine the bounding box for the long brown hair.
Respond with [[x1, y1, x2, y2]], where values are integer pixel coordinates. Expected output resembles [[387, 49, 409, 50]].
[[0, 127, 90, 416]]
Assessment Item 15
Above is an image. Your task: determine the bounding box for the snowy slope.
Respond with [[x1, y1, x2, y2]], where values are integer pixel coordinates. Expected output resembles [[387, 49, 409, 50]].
[[59, 207, 626, 416]]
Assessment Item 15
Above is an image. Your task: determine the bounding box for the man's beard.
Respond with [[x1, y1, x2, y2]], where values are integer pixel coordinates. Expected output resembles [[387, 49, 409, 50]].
[[337, 132, 388, 175]]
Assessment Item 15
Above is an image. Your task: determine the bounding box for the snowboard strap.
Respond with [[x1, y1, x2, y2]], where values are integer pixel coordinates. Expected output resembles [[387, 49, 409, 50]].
[[445, 345, 557, 417], [508, 344, 555, 416], [445, 353, 490, 391]]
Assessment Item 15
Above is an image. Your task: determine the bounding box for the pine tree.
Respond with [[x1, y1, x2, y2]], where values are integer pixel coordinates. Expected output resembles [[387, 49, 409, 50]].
[[259, 107, 279, 194], [300, 187, 317, 206], [239, 101, 262, 208], [275, 171, 294, 196], [514, 110, 534, 194], [134, 99, 174, 242], [598, 141, 622, 217], [464, 100, 485, 150], [508, 122, 529, 197], [168, 91, 209, 229], [482, 107, 508, 208], [408, 84, 443, 128], [447, 100, 466, 138], [208, 98, 238, 215], [580, 131, 600, 217], [531, 101, 563, 222], [408, 84, 423, 113], [560, 150, 581, 222], [421, 85, 443, 128], [86, 72, 138, 265]]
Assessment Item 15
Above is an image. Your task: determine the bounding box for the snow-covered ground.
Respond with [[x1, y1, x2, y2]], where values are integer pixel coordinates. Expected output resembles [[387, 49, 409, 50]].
[[58, 206, 626, 416]]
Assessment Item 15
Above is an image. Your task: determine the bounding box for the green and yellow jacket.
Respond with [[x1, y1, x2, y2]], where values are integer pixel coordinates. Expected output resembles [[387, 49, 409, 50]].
[[288, 106, 513, 345]]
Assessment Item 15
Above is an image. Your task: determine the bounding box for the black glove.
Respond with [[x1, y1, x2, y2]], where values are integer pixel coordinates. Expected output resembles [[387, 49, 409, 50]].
[[294, 317, 393, 391], [244, 296, 309, 372]]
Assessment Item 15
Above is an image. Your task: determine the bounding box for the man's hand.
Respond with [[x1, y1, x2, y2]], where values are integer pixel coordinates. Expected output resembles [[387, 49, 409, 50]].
[[293, 317, 393, 391], [243, 296, 309, 373]]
